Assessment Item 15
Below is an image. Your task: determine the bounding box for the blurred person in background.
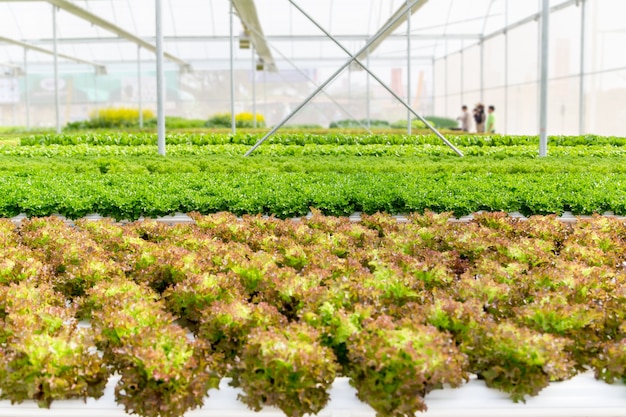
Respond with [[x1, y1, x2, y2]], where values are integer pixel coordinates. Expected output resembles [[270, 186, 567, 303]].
[[456, 105, 471, 132], [473, 103, 485, 133], [485, 105, 496, 134]]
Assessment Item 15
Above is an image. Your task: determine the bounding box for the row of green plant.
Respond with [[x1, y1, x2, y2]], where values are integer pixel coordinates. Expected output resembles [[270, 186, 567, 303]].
[[63, 108, 262, 130], [0, 170, 623, 220], [9, 143, 626, 159], [59, 106, 457, 131], [20, 131, 626, 147], [1, 212, 626, 417], [328, 117, 457, 130], [205, 112, 266, 128], [2, 152, 626, 176]]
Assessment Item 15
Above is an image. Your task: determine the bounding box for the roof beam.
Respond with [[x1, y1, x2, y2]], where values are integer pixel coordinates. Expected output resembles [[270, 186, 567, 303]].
[[0, 35, 106, 72], [43, 0, 191, 70], [24, 33, 482, 45], [482, 0, 578, 42], [231, 0, 277, 72], [355, 0, 429, 63], [0, 61, 24, 75]]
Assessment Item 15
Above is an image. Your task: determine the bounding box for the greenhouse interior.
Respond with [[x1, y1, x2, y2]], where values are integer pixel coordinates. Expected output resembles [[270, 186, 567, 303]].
[[3, 2, 626, 417], [0, 0, 624, 137]]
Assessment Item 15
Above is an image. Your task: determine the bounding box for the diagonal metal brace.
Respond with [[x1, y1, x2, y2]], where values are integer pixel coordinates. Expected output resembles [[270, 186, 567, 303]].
[[244, 0, 463, 157]]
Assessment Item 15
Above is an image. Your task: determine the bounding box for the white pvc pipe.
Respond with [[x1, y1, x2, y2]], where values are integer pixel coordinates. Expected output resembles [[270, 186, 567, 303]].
[[1, 372, 625, 417]]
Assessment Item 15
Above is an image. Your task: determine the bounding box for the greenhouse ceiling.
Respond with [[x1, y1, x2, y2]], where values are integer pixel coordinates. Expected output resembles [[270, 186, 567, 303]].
[[0, 0, 577, 71]]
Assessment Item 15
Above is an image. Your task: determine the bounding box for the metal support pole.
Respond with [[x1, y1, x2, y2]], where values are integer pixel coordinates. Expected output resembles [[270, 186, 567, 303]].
[[263, 67, 267, 122], [52, 5, 61, 133], [24, 48, 30, 131], [229, 1, 236, 134], [579, 0, 586, 135], [138, 46, 143, 128], [504, 0, 508, 134], [155, 0, 166, 155], [431, 57, 435, 117], [247, 22, 373, 133], [94, 72, 98, 111], [480, 39, 484, 104], [252, 46, 257, 128], [444, 55, 448, 123], [244, 20, 370, 132], [366, 53, 371, 129], [444, 40, 448, 118], [539, 0, 549, 156], [406, 0, 412, 135], [246, 0, 462, 157], [460, 50, 464, 108]]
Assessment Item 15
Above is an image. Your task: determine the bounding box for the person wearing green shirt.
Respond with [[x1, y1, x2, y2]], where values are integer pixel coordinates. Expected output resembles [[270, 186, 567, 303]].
[[485, 105, 496, 133]]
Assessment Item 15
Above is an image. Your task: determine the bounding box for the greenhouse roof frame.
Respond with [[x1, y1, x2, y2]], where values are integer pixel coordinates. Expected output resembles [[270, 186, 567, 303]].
[[0, 34, 105, 72], [0, 0, 191, 70], [354, 0, 428, 65], [0, 0, 612, 143], [0, 0, 540, 66], [231, 0, 277, 71]]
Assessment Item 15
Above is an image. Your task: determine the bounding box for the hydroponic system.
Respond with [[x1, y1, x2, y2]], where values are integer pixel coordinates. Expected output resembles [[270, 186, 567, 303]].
[[2, 1, 626, 416]]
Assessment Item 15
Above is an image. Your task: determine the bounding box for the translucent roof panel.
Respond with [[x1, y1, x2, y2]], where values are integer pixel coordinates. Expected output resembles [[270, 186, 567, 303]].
[[0, 0, 566, 66]]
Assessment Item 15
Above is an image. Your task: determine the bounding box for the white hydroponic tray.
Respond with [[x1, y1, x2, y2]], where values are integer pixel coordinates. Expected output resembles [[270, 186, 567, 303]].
[[2, 372, 626, 417]]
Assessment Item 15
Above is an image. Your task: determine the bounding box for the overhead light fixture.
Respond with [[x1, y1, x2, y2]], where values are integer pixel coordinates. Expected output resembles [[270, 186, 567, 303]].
[[179, 64, 193, 74], [239, 28, 251, 49], [95, 65, 107, 75]]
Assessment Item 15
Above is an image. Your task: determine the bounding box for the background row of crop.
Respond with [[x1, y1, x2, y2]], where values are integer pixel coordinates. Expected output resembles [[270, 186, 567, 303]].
[[2, 131, 626, 219], [18, 131, 626, 147]]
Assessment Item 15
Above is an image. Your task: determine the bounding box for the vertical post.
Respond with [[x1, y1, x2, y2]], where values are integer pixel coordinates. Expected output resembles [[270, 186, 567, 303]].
[[406, 0, 412, 135], [504, 0, 509, 134], [94, 71, 99, 111], [155, 0, 166, 155], [52, 5, 61, 133], [229, 1, 236, 134], [459, 49, 465, 109], [24, 48, 30, 131], [431, 57, 435, 117], [444, 39, 448, 117], [579, 0, 586, 135], [366, 52, 371, 129], [479, 38, 484, 104], [444, 56, 448, 121], [252, 46, 257, 128], [539, 0, 549, 156], [263, 67, 267, 122], [138, 46, 143, 128]]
